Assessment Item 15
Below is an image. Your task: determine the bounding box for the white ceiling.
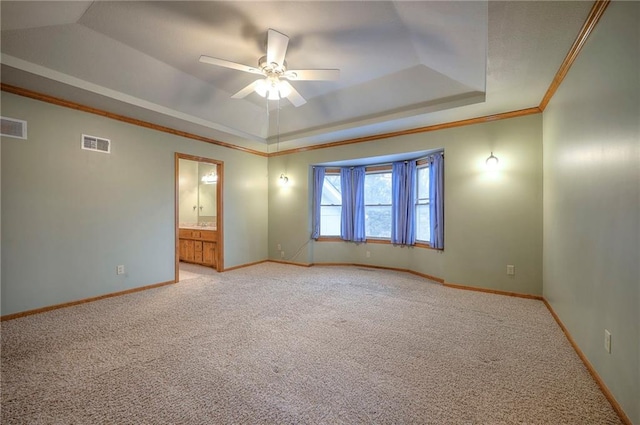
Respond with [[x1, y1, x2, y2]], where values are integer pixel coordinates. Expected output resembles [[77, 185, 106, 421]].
[[1, 1, 593, 153]]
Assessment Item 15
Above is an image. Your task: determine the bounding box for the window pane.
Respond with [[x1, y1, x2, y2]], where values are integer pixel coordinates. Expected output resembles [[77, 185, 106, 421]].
[[364, 172, 392, 205], [321, 175, 341, 205], [366, 205, 392, 238], [320, 175, 342, 236], [321, 205, 342, 236], [365, 171, 392, 238], [415, 204, 431, 242], [417, 166, 429, 201], [416, 165, 430, 242]]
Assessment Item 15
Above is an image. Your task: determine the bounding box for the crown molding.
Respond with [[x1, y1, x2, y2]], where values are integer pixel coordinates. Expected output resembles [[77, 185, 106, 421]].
[[270, 107, 542, 157], [539, 0, 610, 110], [0, 83, 268, 158]]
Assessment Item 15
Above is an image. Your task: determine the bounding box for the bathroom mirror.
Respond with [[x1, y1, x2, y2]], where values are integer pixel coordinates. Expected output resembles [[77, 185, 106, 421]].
[[178, 158, 218, 227], [198, 163, 217, 219]]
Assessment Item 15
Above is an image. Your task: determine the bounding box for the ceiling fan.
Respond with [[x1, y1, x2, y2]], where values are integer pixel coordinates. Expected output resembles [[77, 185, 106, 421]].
[[199, 29, 340, 107]]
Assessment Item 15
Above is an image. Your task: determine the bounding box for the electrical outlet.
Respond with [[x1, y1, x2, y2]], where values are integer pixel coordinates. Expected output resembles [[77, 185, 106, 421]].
[[280, 251, 285, 258], [604, 329, 611, 353], [366, 251, 371, 258], [116, 265, 125, 275], [277, 243, 281, 251], [507, 265, 515, 275]]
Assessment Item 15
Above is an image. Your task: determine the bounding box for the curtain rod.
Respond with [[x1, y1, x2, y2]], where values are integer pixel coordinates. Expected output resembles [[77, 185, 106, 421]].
[[312, 151, 443, 169]]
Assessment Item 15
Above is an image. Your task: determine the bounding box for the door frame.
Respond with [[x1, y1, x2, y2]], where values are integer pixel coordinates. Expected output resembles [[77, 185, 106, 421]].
[[174, 153, 224, 282]]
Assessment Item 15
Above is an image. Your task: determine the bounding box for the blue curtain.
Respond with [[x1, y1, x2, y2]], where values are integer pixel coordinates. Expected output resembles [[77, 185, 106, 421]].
[[391, 161, 417, 245], [340, 167, 366, 242], [340, 168, 354, 241], [352, 167, 366, 242], [429, 154, 444, 249], [311, 166, 325, 240]]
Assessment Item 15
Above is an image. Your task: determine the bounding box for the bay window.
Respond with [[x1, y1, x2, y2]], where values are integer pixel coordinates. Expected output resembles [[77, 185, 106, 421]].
[[312, 152, 443, 249]]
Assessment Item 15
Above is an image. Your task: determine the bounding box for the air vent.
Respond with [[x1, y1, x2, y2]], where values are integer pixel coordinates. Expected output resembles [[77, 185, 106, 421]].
[[1, 116, 27, 139], [81, 134, 111, 153]]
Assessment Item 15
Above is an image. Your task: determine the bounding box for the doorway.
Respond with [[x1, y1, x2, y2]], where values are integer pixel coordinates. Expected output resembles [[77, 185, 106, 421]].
[[174, 153, 224, 282]]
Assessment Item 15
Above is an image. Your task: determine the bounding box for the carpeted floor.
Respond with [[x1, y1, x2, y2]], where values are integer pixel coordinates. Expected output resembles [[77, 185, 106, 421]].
[[178, 262, 215, 282], [1, 263, 622, 424]]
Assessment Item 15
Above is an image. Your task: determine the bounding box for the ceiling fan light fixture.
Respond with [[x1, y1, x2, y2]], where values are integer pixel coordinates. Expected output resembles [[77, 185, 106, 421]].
[[254, 79, 269, 98], [254, 77, 290, 100]]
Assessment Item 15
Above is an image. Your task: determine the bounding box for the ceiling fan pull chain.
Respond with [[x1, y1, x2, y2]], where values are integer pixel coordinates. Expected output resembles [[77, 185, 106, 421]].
[[276, 97, 280, 154]]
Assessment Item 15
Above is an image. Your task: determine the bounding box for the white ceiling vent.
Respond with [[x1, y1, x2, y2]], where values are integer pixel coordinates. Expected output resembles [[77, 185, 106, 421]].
[[1, 116, 27, 139], [82, 134, 111, 154]]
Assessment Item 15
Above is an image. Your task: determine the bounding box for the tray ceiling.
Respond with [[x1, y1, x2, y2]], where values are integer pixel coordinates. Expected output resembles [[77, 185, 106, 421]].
[[1, 1, 592, 152]]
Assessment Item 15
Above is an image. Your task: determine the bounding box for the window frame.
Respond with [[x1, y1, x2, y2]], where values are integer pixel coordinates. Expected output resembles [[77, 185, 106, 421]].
[[414, 159, 431, 246], [363, 165, 393, 240], [318, 168, 342, 237]]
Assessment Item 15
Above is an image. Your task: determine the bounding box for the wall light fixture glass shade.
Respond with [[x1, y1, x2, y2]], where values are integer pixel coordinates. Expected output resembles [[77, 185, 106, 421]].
[[201, 171, 218, 184], [486, 152, 499, 169]]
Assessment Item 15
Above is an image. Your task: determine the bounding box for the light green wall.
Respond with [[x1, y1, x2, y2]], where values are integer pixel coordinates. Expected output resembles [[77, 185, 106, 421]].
[[1, 92, 268, 315], [542, 1, 639, 422], [269, 113, 543, 295]]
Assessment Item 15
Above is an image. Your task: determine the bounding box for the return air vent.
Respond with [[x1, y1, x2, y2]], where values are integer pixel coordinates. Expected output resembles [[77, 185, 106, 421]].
[[82, 134, 111, 153], [1, 116, 27, 139]]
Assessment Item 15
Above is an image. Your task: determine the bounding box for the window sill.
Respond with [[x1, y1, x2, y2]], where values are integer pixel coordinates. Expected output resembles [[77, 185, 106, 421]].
[[315, 236, 343, 242], [315, 237, 440, 251]]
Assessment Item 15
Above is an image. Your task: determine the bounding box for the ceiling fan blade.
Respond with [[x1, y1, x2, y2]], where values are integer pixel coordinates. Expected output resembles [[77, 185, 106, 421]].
[[280, 81, 306, 107], [199, 55, 262, 75], [284, 69, 340, 81], [266, 29, 289, 67], [231, 80, 261, 99]]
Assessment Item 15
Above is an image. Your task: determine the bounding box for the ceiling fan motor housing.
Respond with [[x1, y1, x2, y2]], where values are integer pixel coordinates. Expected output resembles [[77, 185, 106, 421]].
[[258, 56, 287, 77]]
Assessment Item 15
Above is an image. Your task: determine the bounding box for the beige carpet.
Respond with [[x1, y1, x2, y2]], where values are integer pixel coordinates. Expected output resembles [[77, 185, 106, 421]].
[[1, 263, 621, 424], [179, 262, 216, 282]]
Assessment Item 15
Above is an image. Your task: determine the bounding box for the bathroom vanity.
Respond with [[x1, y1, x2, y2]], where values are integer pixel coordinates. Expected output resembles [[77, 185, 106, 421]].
[[179, 227, 217, 268]]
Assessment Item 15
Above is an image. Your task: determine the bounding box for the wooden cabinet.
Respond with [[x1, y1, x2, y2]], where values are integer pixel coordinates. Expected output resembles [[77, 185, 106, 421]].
[[179, 229, 217, 268], [194, 240, 203, 263], [179, 239, 194, 262], [203, 242, 215, 265]]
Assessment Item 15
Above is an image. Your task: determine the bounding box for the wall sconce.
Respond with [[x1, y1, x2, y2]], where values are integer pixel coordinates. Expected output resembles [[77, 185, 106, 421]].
[[486, 152, 499, 169], [201, 171, 218, 184], [279, 173, 289, 185]]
